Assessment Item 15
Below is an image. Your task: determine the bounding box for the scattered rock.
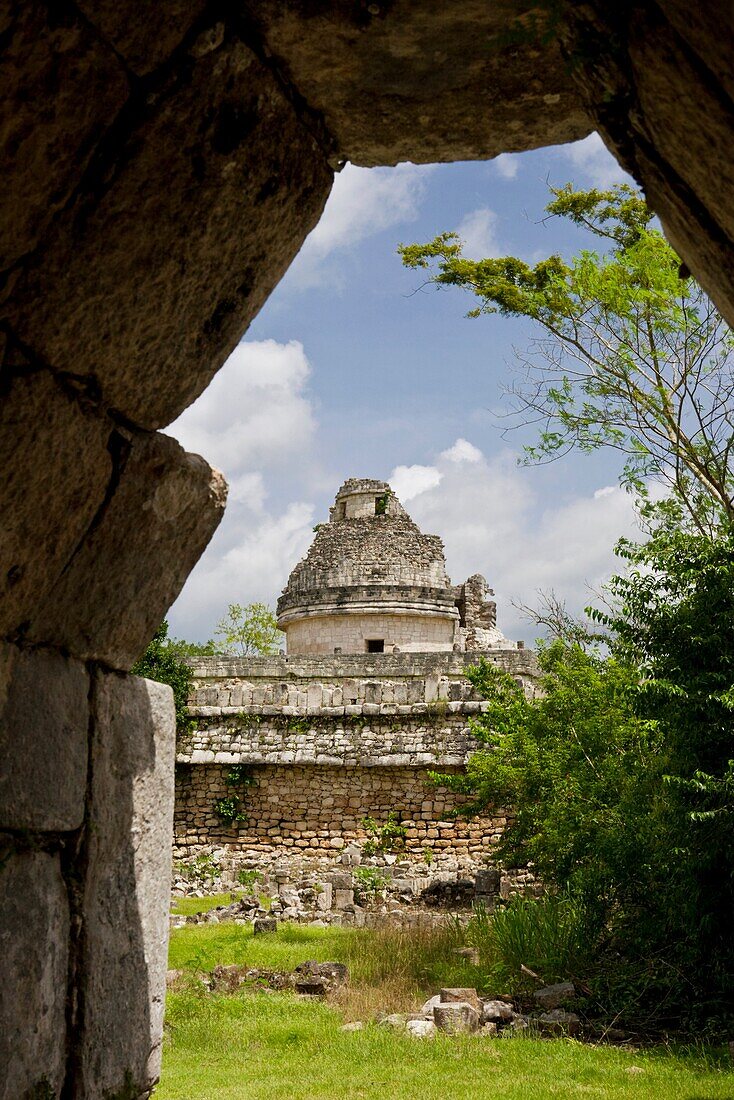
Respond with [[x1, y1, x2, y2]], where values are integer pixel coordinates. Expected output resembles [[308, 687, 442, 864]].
[[534, 981, 575, 1010], [481, 999, 517, 1025], [380, 1013, 408, 1029], [433, 1002, 480, 1034], [440, 987, 481, 1012], [295, 977, 328, 996], [210, 964, 247, 993], [253, 917, 277, 935], [340, 1021, 364, 1032], [536, 1009, 581, 1037], [407, 1018, 436, 1038], [480, 1022, 498, 1036], [419, 994, 443, 1017]]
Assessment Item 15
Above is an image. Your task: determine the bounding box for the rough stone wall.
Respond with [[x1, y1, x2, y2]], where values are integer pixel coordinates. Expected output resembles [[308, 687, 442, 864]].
[[174, 763, 505, 868], [175, 651, 539, 873], [0, 654, 175, 1099]]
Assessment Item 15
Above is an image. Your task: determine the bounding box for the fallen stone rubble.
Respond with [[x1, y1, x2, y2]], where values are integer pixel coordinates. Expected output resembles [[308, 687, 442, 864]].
[[170, 859, 523, 930], [370, 984, 581, 1039]]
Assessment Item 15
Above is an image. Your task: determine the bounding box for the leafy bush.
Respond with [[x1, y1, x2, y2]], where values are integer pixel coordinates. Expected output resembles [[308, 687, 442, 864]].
[[465, 894, 594, 993], [352, 867, 390, 903], [361, 811, 407, 855], [214, 796, 247, 827]]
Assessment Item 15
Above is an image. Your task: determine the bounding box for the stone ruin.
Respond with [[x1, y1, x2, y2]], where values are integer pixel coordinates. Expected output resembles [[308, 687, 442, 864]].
[[2, 3, 732, 1096], [173, 479, 539, 905]]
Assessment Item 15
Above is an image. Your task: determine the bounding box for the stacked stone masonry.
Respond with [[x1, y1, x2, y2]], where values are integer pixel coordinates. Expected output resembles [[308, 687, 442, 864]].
[[3, 2, 733, 1096], [174, 651, 539, 870]]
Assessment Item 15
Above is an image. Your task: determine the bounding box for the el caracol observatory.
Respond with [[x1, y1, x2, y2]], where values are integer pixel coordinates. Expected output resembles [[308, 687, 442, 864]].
[[276, 478, 515, 655]]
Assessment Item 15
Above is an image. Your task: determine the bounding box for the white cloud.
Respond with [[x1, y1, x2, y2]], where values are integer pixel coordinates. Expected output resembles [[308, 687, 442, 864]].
[[389, 464, 443, 502], [389, 438, 642, 640], [166, 339, 321, 641], [455, 207, 499, 260], [169, 339, 315, 473], [167, 502, 315, 642], [492, 153, 520, 180], [440, 438, 483, 464], [287, 162, 434, 287], [555, 132, 632, 190]]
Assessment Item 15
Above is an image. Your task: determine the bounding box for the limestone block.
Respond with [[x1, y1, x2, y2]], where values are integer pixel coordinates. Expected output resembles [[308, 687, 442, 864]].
[[25, 428, 227, 669], [8, 36, 333, 428], [0, 3, 128, 271], [0, 367, 113, 639], [433, 1002, 480, 1034], [0, 643, 88, 830], [440, 987, 482, 1013], [334, 888, 354, 908], [0, 848, 69, 1099], [76, 673, 175, 1098]]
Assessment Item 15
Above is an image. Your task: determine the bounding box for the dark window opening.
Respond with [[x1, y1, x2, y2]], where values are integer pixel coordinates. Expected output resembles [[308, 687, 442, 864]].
[[375, 492, 389, 515], [367, 639, 385, 653]]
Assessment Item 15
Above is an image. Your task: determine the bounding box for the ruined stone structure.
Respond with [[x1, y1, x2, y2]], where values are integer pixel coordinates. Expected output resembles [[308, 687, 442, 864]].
[[174, 483, 537, 875], [2, 3, 732, 1096], [276, 478, 511, 655]]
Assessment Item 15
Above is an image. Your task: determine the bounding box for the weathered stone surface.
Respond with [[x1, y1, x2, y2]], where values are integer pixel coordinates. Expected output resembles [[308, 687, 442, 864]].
[[244, 1, 589, 166], [77, 0, 209, 75], [6, 35, 333, 428], [536, 1008, 581, 1036], [253, 917, 277, 935], [433, 1001, 480, 1033], [0, 366, 113, 640], [482, 999, 518, 1024], [0, 643, 88, 830], [406, 1018, 436, 1038], [76, 673, 175, 1098], [0, 2, 129, 270], [534, 981, 575, 1010], [440, 987, 482, 1012], [559, 2, 734, 332], [25, 429, 227, 669], [0, 848, 69, 1099]]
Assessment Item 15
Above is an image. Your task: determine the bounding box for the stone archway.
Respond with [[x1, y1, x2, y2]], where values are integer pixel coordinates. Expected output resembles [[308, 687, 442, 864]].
[[1, 3, 732, 1095]]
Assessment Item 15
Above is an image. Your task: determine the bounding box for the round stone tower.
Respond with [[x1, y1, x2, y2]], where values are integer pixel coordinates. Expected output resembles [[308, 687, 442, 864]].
[[277, 478, 462, 655]]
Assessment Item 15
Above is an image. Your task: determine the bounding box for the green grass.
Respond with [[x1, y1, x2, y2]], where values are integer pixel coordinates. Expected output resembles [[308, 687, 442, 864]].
[[171, 892, 243, 917], [158, 922, 734, 1100]]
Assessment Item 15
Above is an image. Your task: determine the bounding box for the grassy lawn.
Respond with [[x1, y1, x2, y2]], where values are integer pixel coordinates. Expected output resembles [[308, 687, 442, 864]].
[[158, 922, 734, 1100], [171, 892, 243, 917]]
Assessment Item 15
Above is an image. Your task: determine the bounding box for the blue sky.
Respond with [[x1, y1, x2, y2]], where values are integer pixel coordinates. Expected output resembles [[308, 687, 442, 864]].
[[168, 134, 642, 644]]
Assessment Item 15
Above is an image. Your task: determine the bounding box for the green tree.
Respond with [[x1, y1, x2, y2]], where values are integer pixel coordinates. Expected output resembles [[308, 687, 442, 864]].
[[444, 643, 669, 942], [400, 184, 734, 532], [595, 524, 734, 1016], [131, 620, 196, 733], [214, 602, 283, 657]]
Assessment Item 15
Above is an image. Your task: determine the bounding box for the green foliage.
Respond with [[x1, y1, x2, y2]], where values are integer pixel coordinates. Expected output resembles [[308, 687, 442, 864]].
[[375, 491, 390, 516], [593, 524, 734, 1016], [174, 852, 221, 888], [131, 620, 195, 734], [361, 811, 408, 855], [464, 895, 595, 993], [214, 795, 247, 827], [214, 602, 283, 657], [237, 868, 263, 890], [438, 644, 666, 930], [400, 184, 734, 532], [225, 764, 256, 789], [352, 867, 390, 903]]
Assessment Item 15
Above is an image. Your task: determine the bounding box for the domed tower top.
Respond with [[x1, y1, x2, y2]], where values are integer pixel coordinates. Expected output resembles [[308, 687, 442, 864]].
[[277, 478, 459, 654]]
